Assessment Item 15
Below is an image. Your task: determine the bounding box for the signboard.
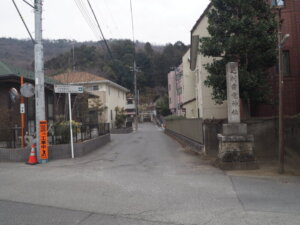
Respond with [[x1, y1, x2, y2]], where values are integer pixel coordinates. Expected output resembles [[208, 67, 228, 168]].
[[39, 120, 48, 161], [54, 85, 84, 94], [226, 62, 240, 124], [20, 103, 25, 113]]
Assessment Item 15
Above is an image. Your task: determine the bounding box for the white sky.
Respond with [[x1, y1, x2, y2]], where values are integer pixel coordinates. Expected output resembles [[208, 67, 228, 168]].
[[1, 0, 210, 45]]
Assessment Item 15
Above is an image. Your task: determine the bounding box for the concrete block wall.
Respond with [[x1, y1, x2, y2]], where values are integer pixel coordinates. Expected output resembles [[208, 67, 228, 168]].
[[0, 134, 111, 162], [165, 118, 299, 159]]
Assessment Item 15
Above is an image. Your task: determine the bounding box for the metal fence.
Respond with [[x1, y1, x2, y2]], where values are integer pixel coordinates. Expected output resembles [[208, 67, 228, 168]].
[[0, 126, 22, 148], [50, 123, 110, 145], [0, 123, 110, 148]]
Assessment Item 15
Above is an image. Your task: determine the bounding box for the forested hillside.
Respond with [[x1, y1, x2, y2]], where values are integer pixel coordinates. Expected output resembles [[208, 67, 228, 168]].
[[0, 38, 188, 98], [45, 40, 188, 93], [0, 38, 86, 69]]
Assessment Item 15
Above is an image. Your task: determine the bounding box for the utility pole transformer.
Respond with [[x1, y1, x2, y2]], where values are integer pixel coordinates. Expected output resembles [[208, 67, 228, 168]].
[[34, 0, 46, 163]]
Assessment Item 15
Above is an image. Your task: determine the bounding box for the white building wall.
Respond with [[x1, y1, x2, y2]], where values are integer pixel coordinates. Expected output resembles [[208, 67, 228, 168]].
[[182, 49, 196, 103], [104, 84, 127, 128], [192, 13, 227, 120], [84, 82, 127, 127]]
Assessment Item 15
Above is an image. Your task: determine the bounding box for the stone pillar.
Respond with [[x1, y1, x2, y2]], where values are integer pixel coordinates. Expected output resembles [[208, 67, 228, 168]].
[[216, 62, 258, 170]]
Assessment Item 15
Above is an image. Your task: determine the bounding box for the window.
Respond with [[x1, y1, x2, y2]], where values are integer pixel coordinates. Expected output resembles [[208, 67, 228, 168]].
[[177, 88, 182, 95], [169, 98, 171, 104], [283, 50, 291, 76], [92, 85, 99, 91], [108, 86, 110, 95], [118, 91, 120, 97], [110, 110, 113, 120], [272, 0, 284, 7]]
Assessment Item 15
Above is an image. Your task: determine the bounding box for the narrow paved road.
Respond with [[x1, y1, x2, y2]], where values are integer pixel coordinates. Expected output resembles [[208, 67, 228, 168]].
[[0, 123, 299, 225]]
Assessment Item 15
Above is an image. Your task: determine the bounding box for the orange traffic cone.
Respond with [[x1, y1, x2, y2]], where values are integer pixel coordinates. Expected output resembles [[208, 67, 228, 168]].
[[26, 144, 38, 165]]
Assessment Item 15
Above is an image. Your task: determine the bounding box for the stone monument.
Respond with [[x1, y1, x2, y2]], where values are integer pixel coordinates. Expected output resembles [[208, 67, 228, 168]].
[[216, 62, 258, 170]]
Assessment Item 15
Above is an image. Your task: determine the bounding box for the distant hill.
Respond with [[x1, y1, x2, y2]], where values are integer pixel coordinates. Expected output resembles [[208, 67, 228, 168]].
[[0, 38, 163, 70], [0, 38, 81, 70], [0, 37, 188, 101]]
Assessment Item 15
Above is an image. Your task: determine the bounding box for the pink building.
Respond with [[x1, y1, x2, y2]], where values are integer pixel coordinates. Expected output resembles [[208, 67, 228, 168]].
[[168, 64, 184, 116], [168, 71, 176, 113]]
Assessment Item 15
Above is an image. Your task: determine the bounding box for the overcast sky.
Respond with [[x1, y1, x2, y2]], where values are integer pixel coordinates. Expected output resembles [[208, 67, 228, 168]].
[[1, 0, 210, 45]]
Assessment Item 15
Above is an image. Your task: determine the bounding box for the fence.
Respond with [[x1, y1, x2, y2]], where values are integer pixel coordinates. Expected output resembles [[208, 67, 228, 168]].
[[50, 123, 110, 145], [0, 125, 21, 148], [0, 123, 110, 148]]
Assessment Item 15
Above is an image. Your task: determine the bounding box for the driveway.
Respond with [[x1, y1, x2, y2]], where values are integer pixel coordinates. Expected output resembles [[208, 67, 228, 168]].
[[0, 123, 299, 225]]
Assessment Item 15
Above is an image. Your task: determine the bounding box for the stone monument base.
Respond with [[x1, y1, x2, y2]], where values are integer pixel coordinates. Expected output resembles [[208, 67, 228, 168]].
[[216, 125, 259, 170]]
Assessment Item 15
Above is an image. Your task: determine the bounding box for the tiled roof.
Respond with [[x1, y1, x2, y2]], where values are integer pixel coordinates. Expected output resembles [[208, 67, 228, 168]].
[[0, 61, 60, 85], [52, 72, 106, 84]]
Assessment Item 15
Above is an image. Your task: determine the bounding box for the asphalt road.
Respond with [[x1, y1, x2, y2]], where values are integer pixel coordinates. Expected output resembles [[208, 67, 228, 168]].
[[0, 123, 299, 225]]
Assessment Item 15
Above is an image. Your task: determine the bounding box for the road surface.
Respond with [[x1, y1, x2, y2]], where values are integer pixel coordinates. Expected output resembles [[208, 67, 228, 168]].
[[0, 123, 299, 225]]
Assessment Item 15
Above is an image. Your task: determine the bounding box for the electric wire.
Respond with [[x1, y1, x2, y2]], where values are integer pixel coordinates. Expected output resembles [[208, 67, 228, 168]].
[[22, 0, 34, 8], [92, 0, 113, 39], [77, 0, 99, 37], [87, 0, 113, 60], [12, 0, 35, 44], [73, 0, 100, 40], [102, 0, 122, 39]]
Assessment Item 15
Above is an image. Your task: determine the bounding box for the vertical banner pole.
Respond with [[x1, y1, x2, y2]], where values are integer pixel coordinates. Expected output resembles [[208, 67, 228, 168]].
[[68, 93, 75, 159]]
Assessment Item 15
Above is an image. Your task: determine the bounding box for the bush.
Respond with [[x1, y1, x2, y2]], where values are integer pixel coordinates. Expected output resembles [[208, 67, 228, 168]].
[[115, 107, 126, 128], [54, 121, 81, 144]]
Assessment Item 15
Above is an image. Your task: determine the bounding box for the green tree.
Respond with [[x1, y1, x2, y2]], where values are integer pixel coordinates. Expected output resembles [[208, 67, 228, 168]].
[[115, 107, 126, 128], [199, 0, 277, 105]]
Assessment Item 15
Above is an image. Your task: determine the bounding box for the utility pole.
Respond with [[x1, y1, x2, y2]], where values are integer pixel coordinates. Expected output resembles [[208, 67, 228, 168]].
[[72, 43, 75, 72], [34, 0, 46, 163], [276, 5, 290, 174], [134, 61, 138, 131]]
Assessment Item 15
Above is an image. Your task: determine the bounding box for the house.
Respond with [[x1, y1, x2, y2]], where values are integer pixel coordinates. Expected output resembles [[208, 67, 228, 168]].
[[188, 1, 300, 118], [125, 96, 136, 119], [180, 48, 197, 118], [0, 61, 70, 147], [168, 71, 176, 114], [190, 4, 228, 120], [168, 64, 184, 116], [53, 72, 129, 128]]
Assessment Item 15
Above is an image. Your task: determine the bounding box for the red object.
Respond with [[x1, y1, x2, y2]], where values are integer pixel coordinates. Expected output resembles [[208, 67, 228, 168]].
[[26, 144, 38, 165]]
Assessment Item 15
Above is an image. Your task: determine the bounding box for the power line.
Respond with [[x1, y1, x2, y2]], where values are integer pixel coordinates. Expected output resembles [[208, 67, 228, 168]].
[[87, 0, 113, 60], [73, 0, 106, 52], [12, 0, 35, 44], [129, 0, 135, 45], [73, 0, 100, 40], [22, 0, 34, 8], [102, 0, 122, 38]]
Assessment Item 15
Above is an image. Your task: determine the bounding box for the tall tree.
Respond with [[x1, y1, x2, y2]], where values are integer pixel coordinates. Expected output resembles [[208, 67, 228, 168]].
[[200, 0, 277, 104]]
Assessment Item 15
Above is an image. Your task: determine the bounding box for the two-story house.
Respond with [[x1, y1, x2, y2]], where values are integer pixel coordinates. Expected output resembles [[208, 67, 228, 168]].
[[53, 72, 129, 128]]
